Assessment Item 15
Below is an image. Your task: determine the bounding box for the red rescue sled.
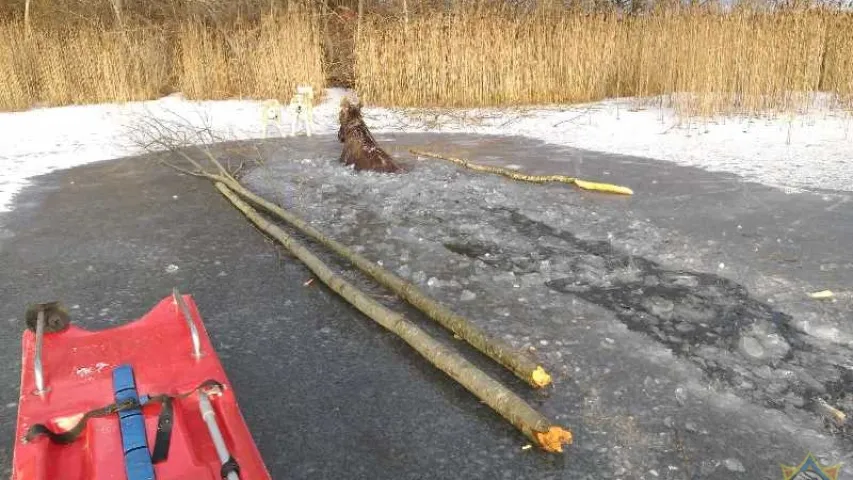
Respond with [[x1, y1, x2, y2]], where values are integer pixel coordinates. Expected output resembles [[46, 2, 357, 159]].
[[12, 289, 272, 480]]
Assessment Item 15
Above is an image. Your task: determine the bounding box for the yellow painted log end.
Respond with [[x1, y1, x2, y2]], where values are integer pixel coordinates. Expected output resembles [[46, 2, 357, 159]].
[[573, 179, 634, 195], [531, 365, 552, 388], [808, 290, 834, 299], [535, 426, 573, 453]]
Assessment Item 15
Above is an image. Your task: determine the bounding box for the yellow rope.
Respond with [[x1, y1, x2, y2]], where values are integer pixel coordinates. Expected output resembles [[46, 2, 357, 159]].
[[409, 149, 634, 195]]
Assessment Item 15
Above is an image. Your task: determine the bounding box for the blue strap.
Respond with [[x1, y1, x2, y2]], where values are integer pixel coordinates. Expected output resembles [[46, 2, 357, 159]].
[[113, 364, 156, 480]]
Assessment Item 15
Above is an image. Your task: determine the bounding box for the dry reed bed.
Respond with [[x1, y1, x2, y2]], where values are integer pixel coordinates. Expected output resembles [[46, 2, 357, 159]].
[[0, 25, 171, 110], [176, 14, 325, 101], [354, 9, 853, 115], [1, 8, 852, 116], [0, 12, 325, 111]]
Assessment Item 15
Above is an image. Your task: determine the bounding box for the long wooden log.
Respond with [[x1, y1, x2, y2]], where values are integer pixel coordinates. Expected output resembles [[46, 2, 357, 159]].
[[213, 174, 551, 389], [214, 182, 573, 452], [409, 149, 634, 195], [152, 142, 551, 388]]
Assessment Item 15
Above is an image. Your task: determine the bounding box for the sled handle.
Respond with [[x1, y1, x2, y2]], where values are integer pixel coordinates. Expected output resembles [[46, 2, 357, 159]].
[[34, 309, 46, 395], [172, 288, 202, 359], [199, 391, 240, 480]]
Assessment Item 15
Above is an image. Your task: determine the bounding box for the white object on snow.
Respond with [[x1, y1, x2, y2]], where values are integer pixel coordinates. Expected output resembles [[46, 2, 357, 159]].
[[259, 99, 282, 138], [289, 85, 314, 137]]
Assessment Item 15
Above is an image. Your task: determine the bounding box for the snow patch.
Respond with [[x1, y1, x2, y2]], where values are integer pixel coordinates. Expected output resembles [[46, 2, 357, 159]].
[[2, 87, 853, 213]]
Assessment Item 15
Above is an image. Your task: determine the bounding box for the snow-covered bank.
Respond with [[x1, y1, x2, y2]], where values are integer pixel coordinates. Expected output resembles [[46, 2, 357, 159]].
[[2, 87, 852, 212]]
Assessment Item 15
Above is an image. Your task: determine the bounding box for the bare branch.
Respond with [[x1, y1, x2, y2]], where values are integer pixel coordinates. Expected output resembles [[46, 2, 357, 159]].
[[159, 162, 204, 177]]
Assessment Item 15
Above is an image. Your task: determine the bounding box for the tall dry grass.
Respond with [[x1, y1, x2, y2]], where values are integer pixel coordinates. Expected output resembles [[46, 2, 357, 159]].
[[0, 23, 171, 110], [821, 13, 853, 103], [354, 7, 853, 116], [0, 10, 325, 111], [176, 12, 325, 101], [2, 2, 852, 117]]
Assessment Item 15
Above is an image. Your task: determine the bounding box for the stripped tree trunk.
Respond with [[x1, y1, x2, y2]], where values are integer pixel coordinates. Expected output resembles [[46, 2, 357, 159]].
[[149, 139, 551, 388], [215, 182, 572, 453], [410, 149, 634, 195], [215, 174, 551, 389]]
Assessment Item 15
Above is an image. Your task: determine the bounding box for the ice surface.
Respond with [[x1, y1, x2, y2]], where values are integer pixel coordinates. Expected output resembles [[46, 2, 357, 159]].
[[239, 139, 853, 473], [3, 87, 853, 475]]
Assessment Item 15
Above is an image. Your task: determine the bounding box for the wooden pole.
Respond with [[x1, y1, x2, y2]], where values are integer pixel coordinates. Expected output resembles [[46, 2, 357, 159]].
[[410, 149, 635, 195], [149, 141, 552, 388], [214, 182, 573, 453], [214, 174, 551, 389]]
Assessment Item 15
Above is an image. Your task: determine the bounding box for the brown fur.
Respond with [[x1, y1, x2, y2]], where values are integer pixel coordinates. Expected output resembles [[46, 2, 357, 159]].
[[337, 98, 401, 173]]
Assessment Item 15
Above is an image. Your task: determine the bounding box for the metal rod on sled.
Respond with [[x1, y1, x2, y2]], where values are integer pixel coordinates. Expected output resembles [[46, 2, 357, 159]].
[[173, 287, 202, 359], [33, 309, 45, 395], [199, 392, 240, 480]]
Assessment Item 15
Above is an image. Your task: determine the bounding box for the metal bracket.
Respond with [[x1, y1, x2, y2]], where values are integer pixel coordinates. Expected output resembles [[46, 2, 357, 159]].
[[24, 301, 70, 397], [172, 288, 202, 359]]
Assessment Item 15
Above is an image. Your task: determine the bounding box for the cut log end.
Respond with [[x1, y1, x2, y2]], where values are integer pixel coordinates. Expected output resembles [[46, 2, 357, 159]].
[[534, 426, 573, 453], [214, 181, 575, 454], [530, 366, 552, 388], [572, 179, 634, 195]]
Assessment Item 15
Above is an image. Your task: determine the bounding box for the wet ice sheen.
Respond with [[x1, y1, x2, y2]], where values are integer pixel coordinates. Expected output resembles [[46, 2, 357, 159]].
[[243, 144, 852, 476]]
